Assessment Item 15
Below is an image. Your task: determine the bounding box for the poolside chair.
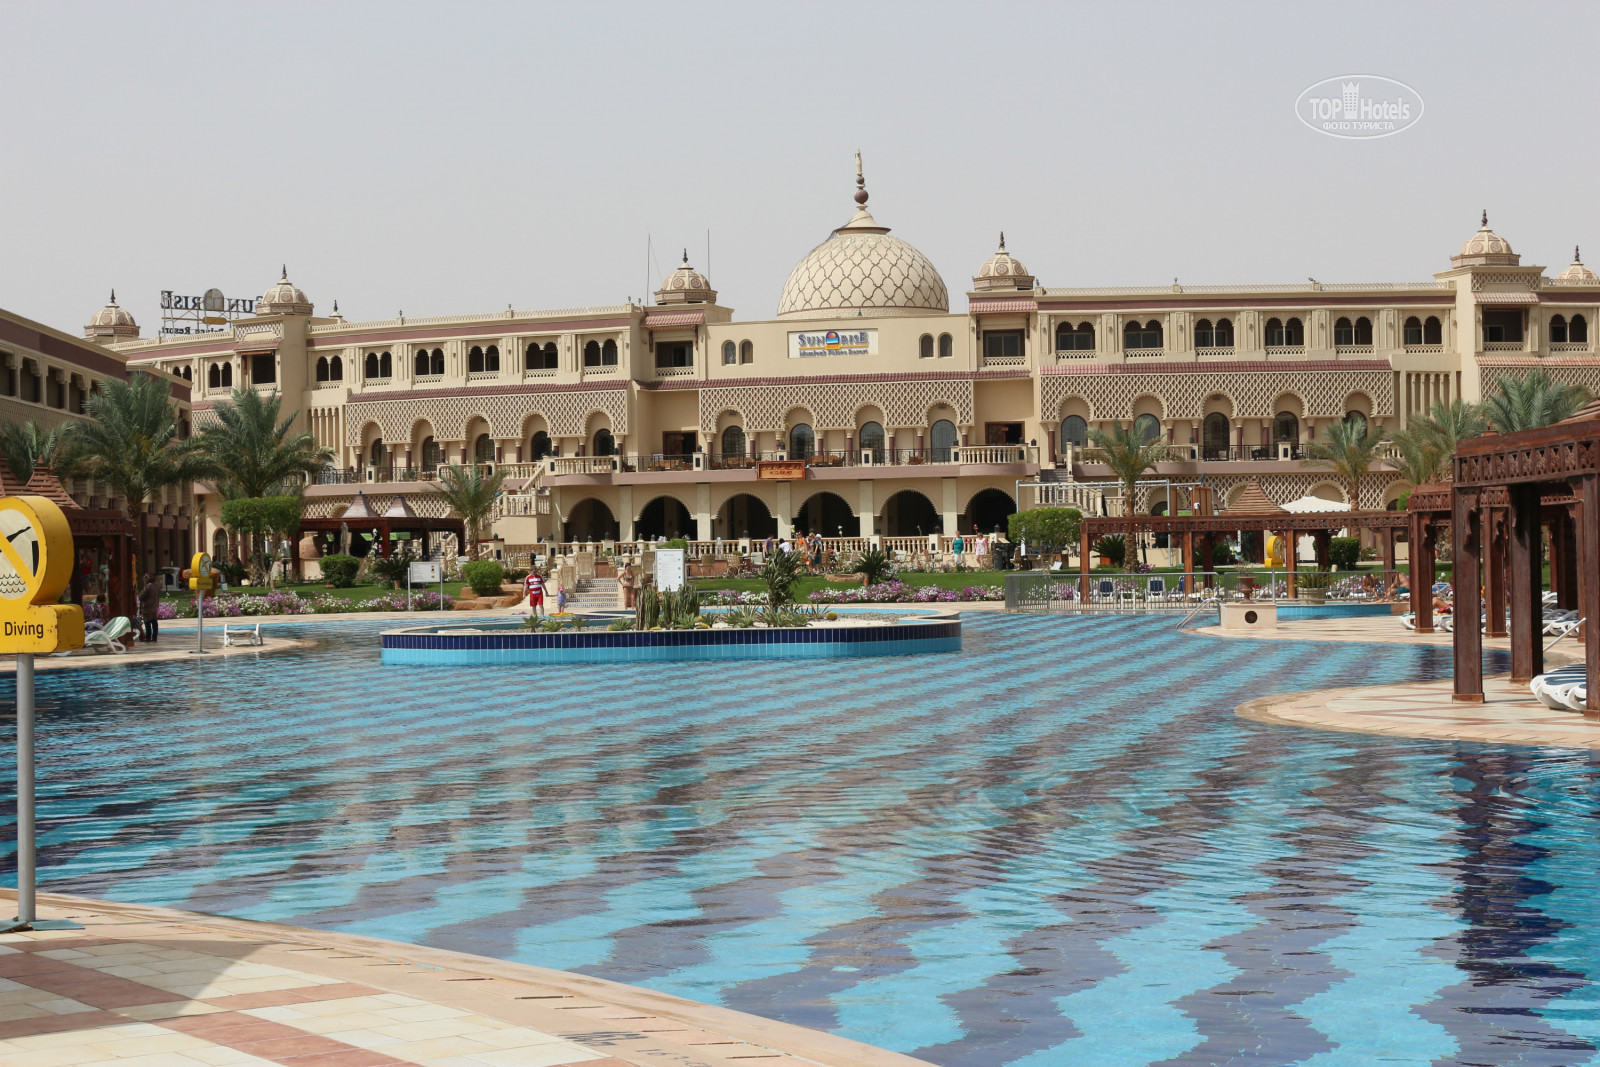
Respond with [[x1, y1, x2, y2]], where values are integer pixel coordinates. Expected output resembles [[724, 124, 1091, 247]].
[[222, 622, 264, 647], [1146, 577, 1167, 603], [84, 616, 133, 654], [1096, 578, 1116, 604], [1531, 665, 1587, 711]]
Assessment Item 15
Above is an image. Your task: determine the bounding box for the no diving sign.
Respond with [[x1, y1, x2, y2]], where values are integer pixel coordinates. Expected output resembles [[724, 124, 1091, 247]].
[[0, 497, 84, 654]]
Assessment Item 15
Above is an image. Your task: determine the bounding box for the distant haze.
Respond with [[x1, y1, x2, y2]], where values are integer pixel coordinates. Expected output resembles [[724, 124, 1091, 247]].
[[3, 0, 1597, 334]]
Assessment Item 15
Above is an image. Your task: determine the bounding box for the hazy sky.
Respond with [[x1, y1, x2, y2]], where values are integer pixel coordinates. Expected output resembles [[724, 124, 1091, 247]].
[[4, 1, 1597, 336]]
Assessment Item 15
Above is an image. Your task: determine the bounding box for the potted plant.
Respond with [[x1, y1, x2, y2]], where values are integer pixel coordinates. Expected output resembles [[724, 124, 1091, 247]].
[[1296, 569, 1334, 604]]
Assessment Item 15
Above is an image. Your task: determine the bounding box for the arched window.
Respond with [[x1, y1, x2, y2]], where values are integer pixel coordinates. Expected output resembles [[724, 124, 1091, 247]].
[[1550, 314, 1568, 344], [431, 348, 445, 375], [720, 425, 745, 457], [528, 342, 556, 370], [1133, 413, 1161, 444], [421, 437, 440, 472], [221, 363, 232, 387], [180, 366, 191, 381], [938, 333, 954, 358], [1403, 316, 1423, 345], [415, 349, 431, 376], [468, 346, 485, 373], [330, 355, 343, 380], [208, 364, 220, 389], [583, 340, 600, 367], [1274, 411, 1299, 445], [1424, 316, 1442, 345], [1265, 317, 1284, 347], [920, 334, 934, 359], [485, 345, 499, 372], [601, 339, 618, 365], [1285, 317, 1304, 346], [1203, 412, 1231, 458], [1124, 319, 1163, 349], [593, 428, 615, 456], [1354, 317, 1372, 345], [315, 357, 329, 382], [369, 439, 386, 468], [740, 340, 753, 363], [379, 351, 392, 377], [722, 341, 737, 365], [1344, 410, 1368, 437], [1194, 319, 1214, 347], [529, 431, 552, 460], [365, 352, 380, 379], [1214, 318, 1233, 346], [1333, 317, 1354, 346], [1572, 314, 1589, 343], [1060, 415, 1088, 447], [789, 423, 815, 459], [474, 434, 494, 463], [858, 421, 885, 455], [929, 419, 958, 462]]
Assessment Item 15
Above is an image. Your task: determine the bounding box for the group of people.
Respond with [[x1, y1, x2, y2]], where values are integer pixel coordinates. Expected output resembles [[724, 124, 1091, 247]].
[[761, 532, 830, 572], [518, 568, 570, 618]]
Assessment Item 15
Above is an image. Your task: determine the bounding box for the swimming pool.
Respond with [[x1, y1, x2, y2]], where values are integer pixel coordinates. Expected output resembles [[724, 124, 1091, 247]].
[[4, 614, 1597, 1067]]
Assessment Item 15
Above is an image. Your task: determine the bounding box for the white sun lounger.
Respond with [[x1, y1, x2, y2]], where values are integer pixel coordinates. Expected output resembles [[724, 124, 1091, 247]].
[[222, 622, 264, 647], [82, 616, 133, 654]]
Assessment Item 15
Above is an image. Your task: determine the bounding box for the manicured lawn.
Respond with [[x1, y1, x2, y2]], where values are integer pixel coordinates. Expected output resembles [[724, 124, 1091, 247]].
[[160, 580, 474, 605]]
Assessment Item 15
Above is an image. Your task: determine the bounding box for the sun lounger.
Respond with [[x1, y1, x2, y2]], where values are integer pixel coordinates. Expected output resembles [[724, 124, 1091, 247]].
[[84, 616, 133, 654], [1531, 666, 1587, 710]]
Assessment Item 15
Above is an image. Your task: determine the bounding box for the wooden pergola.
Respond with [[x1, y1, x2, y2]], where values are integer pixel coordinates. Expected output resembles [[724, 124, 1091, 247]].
[[296, 492, 466, 571], [1078, 480, 1409, 600], [1447, 400, 1599, 711]]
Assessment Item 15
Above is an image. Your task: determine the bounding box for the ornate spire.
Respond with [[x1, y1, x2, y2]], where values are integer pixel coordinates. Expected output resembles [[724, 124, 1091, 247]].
[[109, 289, 116, 304], [682, 249, 689, 265], [1481, 209, 1488, 228], [281, 264, 288, 280], [998, 231, 1006, 252], [1576, 245, 1583, 263], [854, 150, 868, 206]]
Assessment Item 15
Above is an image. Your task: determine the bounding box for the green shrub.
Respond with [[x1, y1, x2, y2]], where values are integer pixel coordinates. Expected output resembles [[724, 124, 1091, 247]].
[[661, 538, 689, 551], [608, 618, 634, 631], [462, 560, 505, 597], [1092, 534, 1126, 567], [852, 546, 893, 584], [1297, 569, 1335, 589], [761, 548, 801, 608], [320, 553, 360, 588], [1009, 507, 1082, 557], [1210, 540, 1238, 566], [369, 551, 411, 588], [1329, 536, 1361, 570]]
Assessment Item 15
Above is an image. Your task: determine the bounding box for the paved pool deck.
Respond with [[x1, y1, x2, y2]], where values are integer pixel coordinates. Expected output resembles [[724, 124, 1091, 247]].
[[0, 891, 930, 1067], [1205, 614, 1595, 748]]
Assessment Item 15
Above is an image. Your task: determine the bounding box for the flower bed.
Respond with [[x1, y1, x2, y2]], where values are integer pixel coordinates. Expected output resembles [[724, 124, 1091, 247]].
[[142, 590, 457, 619], [701, 582, 1003, 606]]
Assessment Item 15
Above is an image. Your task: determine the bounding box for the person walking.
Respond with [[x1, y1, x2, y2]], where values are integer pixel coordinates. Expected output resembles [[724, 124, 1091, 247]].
[[523, 568, 547, 618], [952, 532, 965, 572], [138, 574, 162, 644]]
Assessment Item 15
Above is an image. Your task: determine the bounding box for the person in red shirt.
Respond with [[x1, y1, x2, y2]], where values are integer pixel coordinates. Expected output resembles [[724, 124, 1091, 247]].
[[523, 569, 547, 617]]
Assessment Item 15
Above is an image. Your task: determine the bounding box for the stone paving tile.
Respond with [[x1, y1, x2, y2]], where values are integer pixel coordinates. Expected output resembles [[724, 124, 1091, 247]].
[[0, 893, 934, 1067]]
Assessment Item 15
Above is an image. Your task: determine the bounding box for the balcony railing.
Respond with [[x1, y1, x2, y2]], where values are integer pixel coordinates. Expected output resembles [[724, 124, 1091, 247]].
[[547, 456, 622, 475], [1265, 345, 1305, 357], [1334, 345, 1374, 356], [1483, 341, 1524, 352], [1403, 345, 1444, 355], [1194, 347, 1235, 358], [494, 494, 550, 517], [1550, 342, 1593, 354], [1055, 348, 1097, 361], [1124, 349, 1166, 359], [523, 367, 557, 377], [982, 353, 1026, 367], [414, 373, 443, 384], [655, 364, 696, 377]]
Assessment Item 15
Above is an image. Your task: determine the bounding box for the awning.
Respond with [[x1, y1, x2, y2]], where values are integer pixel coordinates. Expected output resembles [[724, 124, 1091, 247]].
[[1473, 291, 1539, 304], [971, 298, 1038, 313], [644, 310, 704, 327]]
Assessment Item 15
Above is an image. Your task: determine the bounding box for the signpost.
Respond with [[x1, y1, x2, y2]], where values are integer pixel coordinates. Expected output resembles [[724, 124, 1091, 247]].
[[0, 497, 85, 932], [189, 552, 214, 654], [407, 560, 441, 611], [655, 549, 686, 592]]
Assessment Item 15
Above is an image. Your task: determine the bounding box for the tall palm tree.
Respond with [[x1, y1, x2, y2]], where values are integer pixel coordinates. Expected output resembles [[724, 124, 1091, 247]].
[[0, 419, 69, 484], [61, 371, 210, 574], [1387, 398, 1486, 487], [434, 462, 507, 556], [1086, 421, 1169, 566], [1483, 369, 1593, 433], [1301, 418, 1388, 507], [1385, 429, 1445, 489], [195, 386, 332, 498], [193, 387, 332, 581]]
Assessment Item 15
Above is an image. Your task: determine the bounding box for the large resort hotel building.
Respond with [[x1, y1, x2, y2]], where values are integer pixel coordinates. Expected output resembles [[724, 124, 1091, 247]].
[[93, 169, 1600, 558]]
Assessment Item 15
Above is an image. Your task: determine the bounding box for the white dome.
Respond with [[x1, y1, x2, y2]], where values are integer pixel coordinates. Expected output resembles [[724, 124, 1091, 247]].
[[84, 291, 139, 339], [1555, 246, 1598, 284], [257, 265, 314, 315], [776, 159, 948, 320], [1451, 211, 1519, 267], [973, 233, 1035, 291]]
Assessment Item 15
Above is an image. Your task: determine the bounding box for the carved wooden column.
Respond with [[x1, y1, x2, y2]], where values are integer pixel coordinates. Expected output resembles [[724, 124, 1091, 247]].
[[1485, 507, 1508, 638], [1410, 511, 1434, 633], [1576, 473, 1600, 718], [1508, 483, 1544, 684], [1452, 487, 1483, 701]]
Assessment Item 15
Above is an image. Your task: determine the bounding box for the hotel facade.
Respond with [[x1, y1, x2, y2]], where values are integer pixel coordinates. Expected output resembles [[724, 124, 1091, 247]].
[[97, 171, 1600, 561]]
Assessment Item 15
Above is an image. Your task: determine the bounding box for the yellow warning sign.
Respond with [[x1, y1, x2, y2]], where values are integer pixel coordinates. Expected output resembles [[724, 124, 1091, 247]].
[[0, 497, 84, 654]]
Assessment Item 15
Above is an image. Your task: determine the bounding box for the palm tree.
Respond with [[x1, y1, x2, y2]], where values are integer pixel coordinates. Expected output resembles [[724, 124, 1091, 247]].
[[1387, 398, 1486, 487], [1086, 421, 1169, 566], [62, 371, 210, 574], [193, 387, 332, 581], [1300, 418, 1388, 507], [1385, 429, 1445, 489], [434, 462, 507, 556], [1483, 369, 1593, 433], [195, 387, 332, 498], [0, 419, 69, 484]]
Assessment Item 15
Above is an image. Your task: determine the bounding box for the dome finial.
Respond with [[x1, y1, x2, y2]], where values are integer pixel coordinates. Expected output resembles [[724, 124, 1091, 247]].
[[853, 150, 868, 206], [1576, 245, 1583, 263], [281, 264, 288, 280], [998, 231, 1006, 252], [682, 249, 689, 265], [109, 289, 116, 304], [1481, 209, 1488, 229]]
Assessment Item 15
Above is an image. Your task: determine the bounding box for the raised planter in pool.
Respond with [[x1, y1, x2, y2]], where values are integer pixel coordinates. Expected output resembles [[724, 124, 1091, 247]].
[[381, 610, 961, 665]]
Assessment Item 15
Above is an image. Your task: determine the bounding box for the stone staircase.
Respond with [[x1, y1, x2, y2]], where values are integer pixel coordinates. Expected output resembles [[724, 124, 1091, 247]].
[[562, 577, 621, 613]]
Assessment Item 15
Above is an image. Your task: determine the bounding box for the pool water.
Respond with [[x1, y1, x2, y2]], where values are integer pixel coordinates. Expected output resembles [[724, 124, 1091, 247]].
[[4, 615, 1598, 1067]]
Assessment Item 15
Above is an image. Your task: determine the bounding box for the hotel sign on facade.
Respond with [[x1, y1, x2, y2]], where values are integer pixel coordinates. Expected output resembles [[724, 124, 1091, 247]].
[[787, 328, 877, 359]]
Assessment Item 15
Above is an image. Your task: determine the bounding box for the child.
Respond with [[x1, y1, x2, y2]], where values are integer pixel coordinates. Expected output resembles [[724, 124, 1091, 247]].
[[555, 579, 569, 615]]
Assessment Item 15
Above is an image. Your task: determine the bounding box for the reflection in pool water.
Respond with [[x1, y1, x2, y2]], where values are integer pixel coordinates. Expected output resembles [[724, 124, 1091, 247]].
[[3, 615, 1596, 1067]]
